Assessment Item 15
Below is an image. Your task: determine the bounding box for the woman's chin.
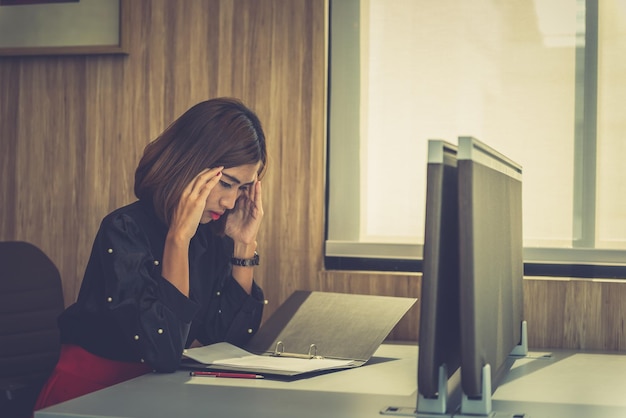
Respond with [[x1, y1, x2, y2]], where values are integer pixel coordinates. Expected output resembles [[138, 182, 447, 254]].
[[199, 216, 212, 224]]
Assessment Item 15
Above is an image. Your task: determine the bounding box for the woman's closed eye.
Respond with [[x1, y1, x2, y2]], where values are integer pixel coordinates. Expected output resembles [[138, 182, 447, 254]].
[[220, 180, 249, 193], [219, 180, 233, 189]]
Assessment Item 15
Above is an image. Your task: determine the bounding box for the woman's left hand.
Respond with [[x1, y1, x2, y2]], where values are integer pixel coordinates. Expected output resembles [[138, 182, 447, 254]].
[[224, 180, 264, 246]]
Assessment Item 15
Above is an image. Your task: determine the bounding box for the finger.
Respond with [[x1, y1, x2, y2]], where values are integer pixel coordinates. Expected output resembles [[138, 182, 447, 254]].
[[183, 168, 211, 196], [254, 181, 263, 213], [244, 184, 257, 213], [197, 170, 222, 200], [190, 166, 223, 195], [196, 166, 223, 185]]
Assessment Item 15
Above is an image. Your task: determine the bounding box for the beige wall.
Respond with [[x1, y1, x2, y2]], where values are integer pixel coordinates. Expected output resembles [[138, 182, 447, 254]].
[[0, 0, 623, 351]]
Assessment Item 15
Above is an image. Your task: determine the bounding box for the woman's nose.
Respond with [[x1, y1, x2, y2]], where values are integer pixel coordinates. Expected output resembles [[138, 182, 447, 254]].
[[220, 190, 238, 210]]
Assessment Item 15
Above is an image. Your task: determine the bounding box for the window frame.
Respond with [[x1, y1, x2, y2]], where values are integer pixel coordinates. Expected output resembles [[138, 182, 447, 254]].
[[324, 0, 626, 279]]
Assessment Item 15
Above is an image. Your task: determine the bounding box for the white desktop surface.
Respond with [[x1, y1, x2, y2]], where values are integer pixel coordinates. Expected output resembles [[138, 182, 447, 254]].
[[491, 350, 626, 418], [35, 343, 419, 418], [35, 344, 626, 418]]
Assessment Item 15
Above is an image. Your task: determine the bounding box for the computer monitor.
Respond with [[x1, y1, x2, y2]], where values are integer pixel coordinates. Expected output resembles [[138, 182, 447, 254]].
[[416, 140, 462, 414], [457, 137, 524, 409], [382, 137, 524, 417]]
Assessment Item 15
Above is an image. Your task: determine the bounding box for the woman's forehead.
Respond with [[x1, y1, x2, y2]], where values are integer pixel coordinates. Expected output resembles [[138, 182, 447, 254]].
[[222, 163, 261, 184]]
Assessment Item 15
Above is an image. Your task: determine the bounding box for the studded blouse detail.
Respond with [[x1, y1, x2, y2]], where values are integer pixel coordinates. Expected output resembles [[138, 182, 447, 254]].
[[58, 200, 265, 373]]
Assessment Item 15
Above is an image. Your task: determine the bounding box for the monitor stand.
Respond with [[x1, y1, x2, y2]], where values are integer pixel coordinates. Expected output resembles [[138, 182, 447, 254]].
[[381, 321, 529, 418], [456, 321, 530, 417], [510, 320, 528, 357], [381, 364, 460, 417]]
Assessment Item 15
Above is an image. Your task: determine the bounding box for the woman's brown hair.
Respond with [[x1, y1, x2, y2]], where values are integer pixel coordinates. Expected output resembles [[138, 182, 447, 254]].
[[134, 98, 267, 229]]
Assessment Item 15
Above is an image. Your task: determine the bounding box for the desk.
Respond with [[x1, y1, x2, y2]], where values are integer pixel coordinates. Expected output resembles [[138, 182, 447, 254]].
[[35, 343, 419, 418], [492, 349, 626, 418], [35, 344, 626, 418]]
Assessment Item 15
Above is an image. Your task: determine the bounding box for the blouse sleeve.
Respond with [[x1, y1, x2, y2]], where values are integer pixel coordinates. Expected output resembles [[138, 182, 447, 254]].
[[209, 271, 265, 346], [189, 235, 266, 348], [96, 213, 199, 372]]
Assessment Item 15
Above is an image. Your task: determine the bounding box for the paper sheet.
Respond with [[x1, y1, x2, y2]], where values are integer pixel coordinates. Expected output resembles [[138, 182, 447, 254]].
[[183, 342, 356, 374], [213, 355, 355, 373]]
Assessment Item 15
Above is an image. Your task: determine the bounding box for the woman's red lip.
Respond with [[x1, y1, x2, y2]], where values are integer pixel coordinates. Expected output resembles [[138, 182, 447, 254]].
[[210, 212, 221, 220]]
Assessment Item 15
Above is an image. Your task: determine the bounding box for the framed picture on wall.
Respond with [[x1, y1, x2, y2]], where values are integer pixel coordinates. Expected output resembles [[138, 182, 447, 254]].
[[0, 0, 129, 56]]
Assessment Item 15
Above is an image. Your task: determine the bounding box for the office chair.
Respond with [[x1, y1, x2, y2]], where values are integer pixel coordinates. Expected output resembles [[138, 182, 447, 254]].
[[0, 241, 65, 418]]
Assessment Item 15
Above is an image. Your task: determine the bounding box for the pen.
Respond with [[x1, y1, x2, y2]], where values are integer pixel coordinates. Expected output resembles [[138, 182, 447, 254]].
[[189, 371, 264, 379]]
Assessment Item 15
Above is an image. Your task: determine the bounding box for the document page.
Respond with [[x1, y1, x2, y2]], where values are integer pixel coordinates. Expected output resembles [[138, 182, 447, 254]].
[[183, 342, 356, 374], [183, 342, 252, 364], [213, 354, 356, 373]]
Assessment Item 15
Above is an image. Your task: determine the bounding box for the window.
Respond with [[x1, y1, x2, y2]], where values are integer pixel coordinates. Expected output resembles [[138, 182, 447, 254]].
[[326, 0, 626, 275]]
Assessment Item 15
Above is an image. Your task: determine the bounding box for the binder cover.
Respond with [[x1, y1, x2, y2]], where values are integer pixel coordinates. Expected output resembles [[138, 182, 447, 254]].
[[182, 290, 417, 376]]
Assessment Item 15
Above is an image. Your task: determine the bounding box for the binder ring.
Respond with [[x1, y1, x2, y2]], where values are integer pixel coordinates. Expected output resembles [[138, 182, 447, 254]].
[[272, 341, 323, 359]]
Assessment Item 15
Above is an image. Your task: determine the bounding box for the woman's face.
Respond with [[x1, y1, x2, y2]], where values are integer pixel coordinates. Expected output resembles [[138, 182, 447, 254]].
[[200, 162, 261, 224]]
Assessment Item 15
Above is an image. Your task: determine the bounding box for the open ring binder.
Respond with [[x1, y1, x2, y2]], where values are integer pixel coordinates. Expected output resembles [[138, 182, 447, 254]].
[[182, 291, 417, 377]]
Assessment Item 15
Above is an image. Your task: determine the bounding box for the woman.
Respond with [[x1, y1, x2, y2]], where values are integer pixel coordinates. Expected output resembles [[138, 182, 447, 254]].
[[34, 97, 268, 411]]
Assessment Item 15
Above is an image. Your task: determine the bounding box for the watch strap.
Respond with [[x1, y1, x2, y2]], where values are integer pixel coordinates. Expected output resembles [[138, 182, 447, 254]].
[[231, 251, 260, 267]]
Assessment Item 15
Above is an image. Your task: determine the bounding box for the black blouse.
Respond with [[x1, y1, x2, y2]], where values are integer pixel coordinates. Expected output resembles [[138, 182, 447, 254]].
[[58, 200, 265, 372]]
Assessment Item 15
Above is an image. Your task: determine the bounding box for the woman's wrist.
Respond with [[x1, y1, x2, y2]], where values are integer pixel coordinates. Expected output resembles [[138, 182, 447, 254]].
[[165, 229, 191, 248], [231, 251, 259, 267], [232, 241, 257, 259], [231, 241, 257, 295]]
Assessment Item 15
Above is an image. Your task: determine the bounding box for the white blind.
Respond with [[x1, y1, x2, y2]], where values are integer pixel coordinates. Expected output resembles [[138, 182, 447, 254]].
[[327, 0, 626, 264]]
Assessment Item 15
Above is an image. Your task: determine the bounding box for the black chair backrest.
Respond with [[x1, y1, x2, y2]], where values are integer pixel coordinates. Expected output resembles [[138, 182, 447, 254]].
[[0, 241, 65, 393]]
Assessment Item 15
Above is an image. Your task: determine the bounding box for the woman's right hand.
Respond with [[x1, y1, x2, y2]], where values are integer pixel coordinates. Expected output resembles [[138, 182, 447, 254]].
[[167, 167, 223, 243]]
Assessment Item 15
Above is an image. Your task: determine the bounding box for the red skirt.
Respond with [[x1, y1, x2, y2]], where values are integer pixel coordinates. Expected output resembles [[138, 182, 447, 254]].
[[33, 344, 152, 413]]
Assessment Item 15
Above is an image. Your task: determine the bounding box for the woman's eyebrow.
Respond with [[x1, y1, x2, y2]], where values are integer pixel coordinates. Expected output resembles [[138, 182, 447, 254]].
[[222, 172, 255, 186], [221, 173, 241, 184]]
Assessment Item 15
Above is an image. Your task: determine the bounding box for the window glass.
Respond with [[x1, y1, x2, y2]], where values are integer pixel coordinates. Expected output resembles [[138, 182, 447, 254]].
[[596, 0, 626, 249], [327, 0, 626, 263]]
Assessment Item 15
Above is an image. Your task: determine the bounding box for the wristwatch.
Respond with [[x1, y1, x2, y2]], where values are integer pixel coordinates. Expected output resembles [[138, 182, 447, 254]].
[[231, 251, 260, 267]]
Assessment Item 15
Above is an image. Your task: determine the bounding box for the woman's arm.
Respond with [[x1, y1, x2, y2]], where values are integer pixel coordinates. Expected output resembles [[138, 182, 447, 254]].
[[95, 212, 198, 373], [162, 167, 223, 296], [225, 180, 264, 294]]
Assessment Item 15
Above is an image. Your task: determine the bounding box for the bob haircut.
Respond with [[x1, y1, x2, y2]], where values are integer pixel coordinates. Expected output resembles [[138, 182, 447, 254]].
[[134, 97, 267, 233]]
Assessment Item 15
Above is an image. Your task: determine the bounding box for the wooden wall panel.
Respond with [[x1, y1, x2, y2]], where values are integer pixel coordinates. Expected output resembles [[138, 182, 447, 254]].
[[0, 61, 18, 239], [0, 0, 326, 322], [524, 278, 626, 351], [317, 272, 626, 350]]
